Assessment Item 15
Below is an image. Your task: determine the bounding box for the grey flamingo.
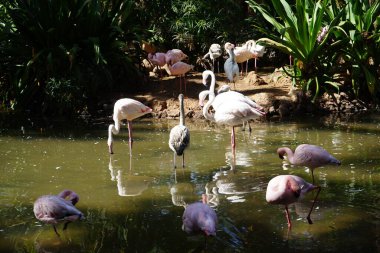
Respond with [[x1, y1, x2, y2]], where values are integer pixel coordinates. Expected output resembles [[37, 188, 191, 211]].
[[169, 93, 190, 168], [108, 98, 152, 154], [277, 144, 341, 183], [33, 190, 84, 236], [223, 42, 239, 89], [266, 175, 321, 228]]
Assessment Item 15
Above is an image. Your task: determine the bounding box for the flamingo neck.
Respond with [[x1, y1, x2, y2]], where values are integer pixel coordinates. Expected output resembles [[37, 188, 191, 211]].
[[107, 122, 120, 146], [58, 190, 79, 205], [202, 71, 216, 121], [228, 47, 236, 64], [179, 95, 185, 126], [277, 147, 295, 164]]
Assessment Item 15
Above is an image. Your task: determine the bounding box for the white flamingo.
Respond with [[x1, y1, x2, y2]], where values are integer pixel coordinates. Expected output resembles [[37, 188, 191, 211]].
[[107, 98, 152, 154], [203, 43, 222, 73], [223, 42, 239, 89], [234, 40, 265, 75], [169, 94, 190, 168], [201, 70, 265, 158]]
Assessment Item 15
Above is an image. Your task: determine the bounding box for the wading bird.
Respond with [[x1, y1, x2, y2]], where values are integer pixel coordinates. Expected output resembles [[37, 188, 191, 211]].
[[108, 98, 152, 154], [266, 175, 321, 228], [182, 201, 217, 237], [224, 42, 239, 89], [33, 190, 84, 236], [169, 94, 190, 168], [203, 43, 222, 73], [277, 144, 341, 183]]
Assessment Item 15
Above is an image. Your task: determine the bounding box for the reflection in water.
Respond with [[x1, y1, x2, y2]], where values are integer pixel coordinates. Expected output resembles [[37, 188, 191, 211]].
[[109, 155, 153, 197], [170, 169, 197, 207]]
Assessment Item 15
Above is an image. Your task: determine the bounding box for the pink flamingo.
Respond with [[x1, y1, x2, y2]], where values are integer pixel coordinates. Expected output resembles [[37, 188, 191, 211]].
[[107, 98, 152, 154], [148, 52, 167, 77], [163, 61, 194, 95], [182, 201, 217, 237], [33, 190, 84, 236], [165, 49, 188, 65], [277, 144, 341, 183], [266, 175, 321, 228], [201, 70, 265, 158]]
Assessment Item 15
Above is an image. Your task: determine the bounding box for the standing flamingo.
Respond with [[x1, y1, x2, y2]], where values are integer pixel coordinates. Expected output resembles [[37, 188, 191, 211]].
[[169, 94, 190, 168], [108, 98, 152, 154], [224, 42, 239, 89], [163, 61, 194, 95], [182, 201, 218, 237], [33, 190, 84, 236], [266, 175, 321, 228], [203, 43, 222, 73], [201, 70, 265, 159], [165, 49, 188, 65], [148, 52, 167, 77], [277, 144, 341, 183], [234, 40, 266, 75]]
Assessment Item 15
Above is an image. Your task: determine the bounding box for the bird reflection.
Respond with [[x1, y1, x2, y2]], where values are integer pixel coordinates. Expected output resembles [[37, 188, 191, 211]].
[[108, 155, 153, 197], [170, 169, 197, 207]]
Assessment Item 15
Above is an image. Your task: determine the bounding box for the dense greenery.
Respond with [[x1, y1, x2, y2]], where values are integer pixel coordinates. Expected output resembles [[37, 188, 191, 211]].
[[247, 0, 380, 101], [0, 0, 379, 116]]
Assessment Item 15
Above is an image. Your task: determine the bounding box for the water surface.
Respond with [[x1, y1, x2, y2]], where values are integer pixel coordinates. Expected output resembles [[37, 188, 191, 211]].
[[0, 115, 379, 252]]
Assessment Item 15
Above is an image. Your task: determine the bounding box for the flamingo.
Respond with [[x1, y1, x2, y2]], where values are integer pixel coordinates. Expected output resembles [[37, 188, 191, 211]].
[[166, 49, 188, 65], [203, 43, 222, 73], [224, 42, 239, 89], [182, 201, 218, 237], [163, 61, 194, 95], [201, 70, 265, 159], [148, 52, 167, 77], [169, 93, 190, 168], [33, 190, 84, 236], [234, 40, 265, 75], [277, 144, 341, 183], [266, 175, 321, 228], [107, 98, 152, 154]]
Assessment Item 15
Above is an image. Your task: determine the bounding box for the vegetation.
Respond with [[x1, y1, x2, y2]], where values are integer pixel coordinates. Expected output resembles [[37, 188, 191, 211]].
[[0, 0, 379, 117]]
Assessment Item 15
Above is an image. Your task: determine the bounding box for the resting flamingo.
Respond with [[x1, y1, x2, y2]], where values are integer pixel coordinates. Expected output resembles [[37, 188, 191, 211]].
[[33, 190, 84, 236], [108, 98, 152, 154], [234, 40, 266, 75], [266, 175, 321, 228], [148, 52, 167, 77], [163, 61, 194, 95], [203, 43, 222, 73], [277, 144, 341, 183], [201, 70, 265, 159], [166, 49, 188, 65], [169, 94, 190, 168], [223, 42, 239, 89]]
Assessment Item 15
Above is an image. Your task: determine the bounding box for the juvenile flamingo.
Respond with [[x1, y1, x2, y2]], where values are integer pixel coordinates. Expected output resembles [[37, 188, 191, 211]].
[[33, 190, 84, 236], [266, 175, 321, 228], [224, 42, 239, 89], [277, 144, 341, 183], [169, 94, 190, 168], [203, 43, 222, 72], [108, 98, 152, 154], [182, 201, 217, 237]]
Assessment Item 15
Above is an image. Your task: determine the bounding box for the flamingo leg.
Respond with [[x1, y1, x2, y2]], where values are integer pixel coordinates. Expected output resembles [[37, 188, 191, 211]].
[[246, 60, 248, 75], [53, 225, 60, 237], [311, 169, 315, 184], [173, 152, 176, 169], [184, 75, 187, 97], [63, 221, 71, 230], [284, 205, 292, 228], [255, 58, 257, 72], [307, 186, 321, 224], [231, 126, 236, 155], [182, 153, 185, 168], [127, 121, 133, 152]]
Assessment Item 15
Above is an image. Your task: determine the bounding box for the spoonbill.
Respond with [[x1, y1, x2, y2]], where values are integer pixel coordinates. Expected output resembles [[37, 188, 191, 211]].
[[277, 144, 341, 183], [266, 175, 321, 228], [108, 98, 152, 154], [33, 190, 84, 236], [169, 94, 190, 168]]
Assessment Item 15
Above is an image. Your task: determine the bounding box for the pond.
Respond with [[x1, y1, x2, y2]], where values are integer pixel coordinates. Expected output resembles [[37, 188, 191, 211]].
[[0, 114, 379, 252]]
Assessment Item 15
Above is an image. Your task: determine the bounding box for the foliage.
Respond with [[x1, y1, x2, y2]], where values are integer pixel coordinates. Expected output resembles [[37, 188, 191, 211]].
[[0, 0, 141, 114]]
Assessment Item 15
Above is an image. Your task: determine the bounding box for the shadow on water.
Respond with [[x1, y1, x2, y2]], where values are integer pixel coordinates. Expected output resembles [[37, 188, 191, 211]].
[[1, 114, 380, 252]]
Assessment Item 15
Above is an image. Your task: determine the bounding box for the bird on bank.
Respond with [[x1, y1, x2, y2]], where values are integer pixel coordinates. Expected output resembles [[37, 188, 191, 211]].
[[277, 144, 341, 183], [169, 94, 190, 168], [108, 98, 152, 154], [33, 190, 84, 236], [224, 42, 239, 90], [266, 175, 321, 228], [163, 61, 194, 95], [203, 43, 222, 73], [166, 49, 188, 65], [235, 40, 266, 75]]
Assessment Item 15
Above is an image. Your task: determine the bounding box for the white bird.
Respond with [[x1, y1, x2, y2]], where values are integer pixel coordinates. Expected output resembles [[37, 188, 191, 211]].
[[166, 49, 188, 65], [203, 43, 222, 73], [107, 98, 152, 154], [169, 94, 190, 168], [224, 42, 239, 89], [234, 40, 265, 75], [163, 62, 194, 95], [201, 70, 265, 158]]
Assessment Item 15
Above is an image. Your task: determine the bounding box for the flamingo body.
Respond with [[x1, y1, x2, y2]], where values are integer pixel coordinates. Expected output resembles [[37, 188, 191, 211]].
[[204, 44, 222, 72], [33, 190, 83, 236], [266, 175, 321, 227], [148, 52, 166, 67], [164, 62, 193, 95], [277, 144, 341, 183], [166, 49, 188, 65], [169, 94, 190, 168], [182, 202, 217, 236], [108, 98, 152, 154]]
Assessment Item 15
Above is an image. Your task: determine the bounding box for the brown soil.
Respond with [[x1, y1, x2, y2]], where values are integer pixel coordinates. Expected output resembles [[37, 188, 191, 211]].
[[125, 68, 295, 120]]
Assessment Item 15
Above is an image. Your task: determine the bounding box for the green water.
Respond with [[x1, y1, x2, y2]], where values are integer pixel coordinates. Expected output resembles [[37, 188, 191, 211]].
[[0, 115, 379, 252]]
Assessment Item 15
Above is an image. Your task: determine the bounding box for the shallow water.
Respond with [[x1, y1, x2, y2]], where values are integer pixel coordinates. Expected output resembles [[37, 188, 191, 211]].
[[0, 114, 380, 252]]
